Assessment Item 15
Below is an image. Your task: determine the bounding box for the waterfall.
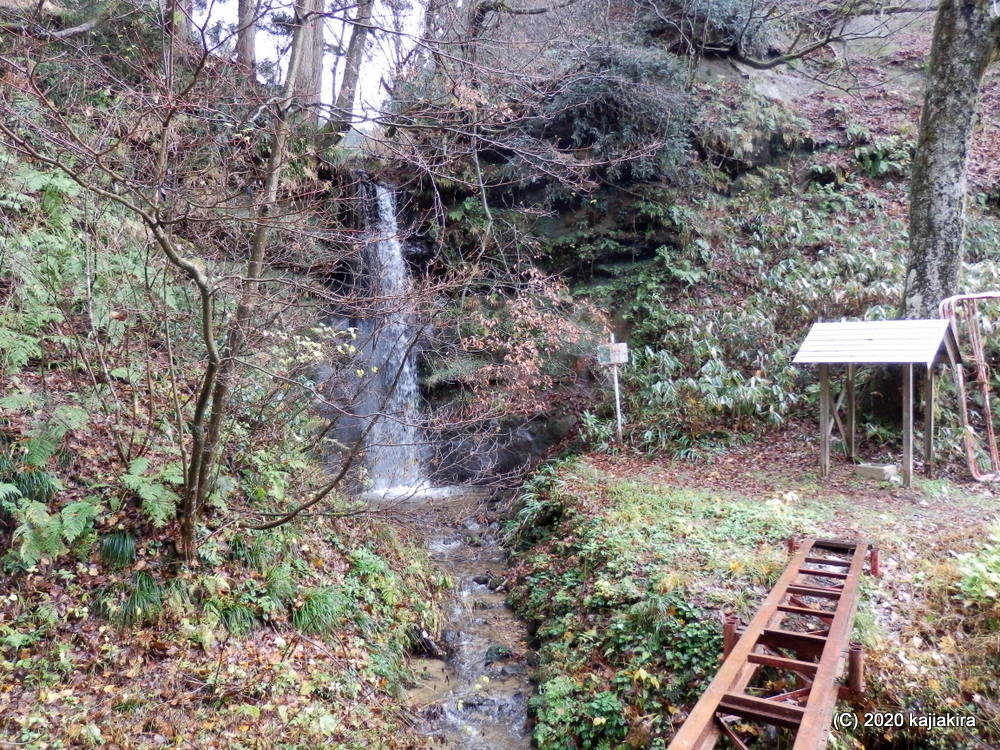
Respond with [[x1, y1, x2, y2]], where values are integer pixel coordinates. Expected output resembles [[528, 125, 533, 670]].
[[359, 185, 426, 495]]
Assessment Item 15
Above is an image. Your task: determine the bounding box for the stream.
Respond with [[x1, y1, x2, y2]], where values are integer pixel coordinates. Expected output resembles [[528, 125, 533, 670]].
[[400, 491, 534, 750], [347, 185, 534, 747]]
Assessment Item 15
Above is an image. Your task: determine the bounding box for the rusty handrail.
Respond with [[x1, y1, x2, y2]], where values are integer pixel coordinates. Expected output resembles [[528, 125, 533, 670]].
[[939, 293, 1000, 482]]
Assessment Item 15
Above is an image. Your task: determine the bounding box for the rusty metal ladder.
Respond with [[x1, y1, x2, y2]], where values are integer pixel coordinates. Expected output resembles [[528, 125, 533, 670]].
[[667, 538, 878, 750]]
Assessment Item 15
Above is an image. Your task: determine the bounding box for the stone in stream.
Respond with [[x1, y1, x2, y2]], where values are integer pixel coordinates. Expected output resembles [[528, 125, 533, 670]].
[[415, 628, 448, 659], [484, 644, 512, 663]]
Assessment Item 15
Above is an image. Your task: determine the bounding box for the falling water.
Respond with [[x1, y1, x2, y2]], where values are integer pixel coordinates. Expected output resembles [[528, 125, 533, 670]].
[[353, 189, 534, 748], [359, 185, 426, 495]]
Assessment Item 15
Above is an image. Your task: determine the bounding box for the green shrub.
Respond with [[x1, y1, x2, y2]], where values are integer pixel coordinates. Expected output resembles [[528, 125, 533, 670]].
[[510, 461, 819, 748], [854, 135, 913, 178], [642, 0, 772, 58], [578, 172, 909, 455], [957, 525, 1000, 613]]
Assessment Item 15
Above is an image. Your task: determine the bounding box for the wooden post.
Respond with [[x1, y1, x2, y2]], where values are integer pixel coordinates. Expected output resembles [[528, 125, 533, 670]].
[[610, 334, 623, 443], [924, 365, 936, 477], [902, 363, 913, 488], [846, 364, 856, 461], [819, 364, 830, 478]]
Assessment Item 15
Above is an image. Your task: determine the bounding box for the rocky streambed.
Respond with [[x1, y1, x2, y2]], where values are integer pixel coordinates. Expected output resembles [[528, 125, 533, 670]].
[[400, 491, 534, 750]]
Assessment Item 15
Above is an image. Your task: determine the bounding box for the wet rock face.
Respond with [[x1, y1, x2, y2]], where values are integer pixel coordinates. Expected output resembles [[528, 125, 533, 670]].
[[429, 415, 577, 485]]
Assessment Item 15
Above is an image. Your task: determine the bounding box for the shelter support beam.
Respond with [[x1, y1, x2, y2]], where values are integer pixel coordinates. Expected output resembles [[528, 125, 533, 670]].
[[903, 363, 913, 488], [846, 364, 856, 461], [819, 365, 830, 478], [794, 319, 959, 484], [924, 365, 935, 476]]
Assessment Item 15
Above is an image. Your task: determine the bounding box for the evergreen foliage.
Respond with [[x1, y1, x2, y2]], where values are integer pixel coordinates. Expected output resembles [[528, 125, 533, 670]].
[[641, 0, 773, 58], [534, 45, 692, 181]]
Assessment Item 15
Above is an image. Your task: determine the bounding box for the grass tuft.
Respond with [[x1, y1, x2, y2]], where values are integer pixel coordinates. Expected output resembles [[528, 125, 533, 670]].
[[120, 571, 162, 626], [292, 587, 345, 634], [101, 530, 136, 568]]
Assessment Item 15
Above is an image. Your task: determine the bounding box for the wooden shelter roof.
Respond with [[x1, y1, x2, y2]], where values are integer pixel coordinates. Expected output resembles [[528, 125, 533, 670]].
[[793, 320, 960, 366]]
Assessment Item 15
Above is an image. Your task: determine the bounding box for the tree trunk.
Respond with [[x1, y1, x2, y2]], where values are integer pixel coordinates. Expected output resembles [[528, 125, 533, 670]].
[[177, 3, 311, 564], [902, 0, 1000, 319], [294, 0, 325, 126], [326, 0, 374, 140], [164, 0, 191, 49], [307, 0, 326, 122], [236, 0, 257, 71]]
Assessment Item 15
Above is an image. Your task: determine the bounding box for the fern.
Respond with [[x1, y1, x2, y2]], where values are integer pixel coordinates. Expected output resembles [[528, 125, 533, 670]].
[[0, 326, 43, 371], [0, 482, 22, 507], [120, 458, 180, 528], [24, 405, 87, 468], [49, 405, 88, 433], [23, 434, 59, 469], [15, 164, 81, 200], [0, 391, 39, 411], [6, 494, 100, 565], [60, 499, 100, 543], [11, 500, 66, 565], [140, 493, 176, 529]]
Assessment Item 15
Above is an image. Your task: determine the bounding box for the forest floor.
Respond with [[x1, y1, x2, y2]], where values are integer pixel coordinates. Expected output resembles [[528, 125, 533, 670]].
[[588, 420, 997, 546], [0, 509, 447, 750]]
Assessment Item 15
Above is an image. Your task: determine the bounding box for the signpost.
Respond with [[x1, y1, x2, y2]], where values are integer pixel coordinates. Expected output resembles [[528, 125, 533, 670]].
[[597, 334, 628, 442]]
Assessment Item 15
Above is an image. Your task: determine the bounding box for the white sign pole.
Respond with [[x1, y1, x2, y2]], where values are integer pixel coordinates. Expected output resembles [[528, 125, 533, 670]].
[[610, 333, 623, 443]]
